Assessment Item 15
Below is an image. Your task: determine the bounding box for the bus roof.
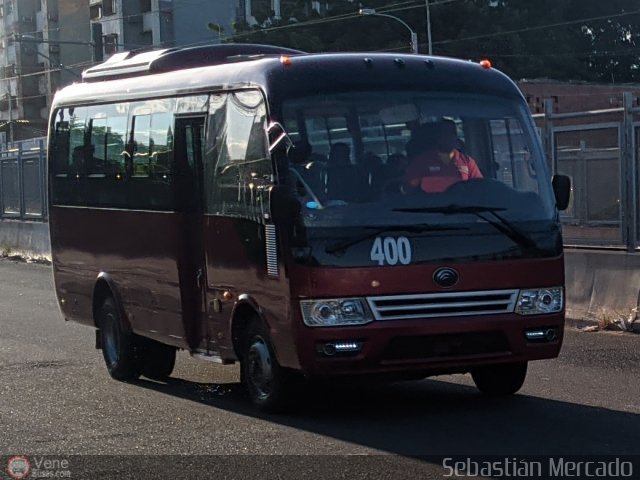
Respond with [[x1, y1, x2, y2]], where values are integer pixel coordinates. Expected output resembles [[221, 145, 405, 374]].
[[81, 43, 304, 82], [52, 44, 523, 110]]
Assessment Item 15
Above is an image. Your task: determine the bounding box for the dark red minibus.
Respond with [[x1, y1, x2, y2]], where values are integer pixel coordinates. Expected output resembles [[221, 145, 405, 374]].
[[48, 44, 570, 411]]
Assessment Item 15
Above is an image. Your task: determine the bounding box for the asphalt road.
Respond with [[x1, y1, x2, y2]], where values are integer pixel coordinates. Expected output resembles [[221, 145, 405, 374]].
[[1, 259, 639, 479]]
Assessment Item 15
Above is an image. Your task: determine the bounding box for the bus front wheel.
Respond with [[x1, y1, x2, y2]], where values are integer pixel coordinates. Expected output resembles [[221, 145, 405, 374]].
[[471, 361, 527, 396], [140, 339, 176, 380], [241, 319, 297, 412], [97, 297, 141, 381]]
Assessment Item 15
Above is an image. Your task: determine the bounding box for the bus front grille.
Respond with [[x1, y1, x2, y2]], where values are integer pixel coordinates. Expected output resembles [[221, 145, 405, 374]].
[[367, 290, 519, 321]]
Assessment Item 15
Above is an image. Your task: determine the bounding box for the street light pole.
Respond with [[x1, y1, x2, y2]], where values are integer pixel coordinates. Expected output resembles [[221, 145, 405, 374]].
[[425, 0, 433, 55], [7, 81, 13, 145], [2, 7, 13, 145], [358, 9, 418, 54]]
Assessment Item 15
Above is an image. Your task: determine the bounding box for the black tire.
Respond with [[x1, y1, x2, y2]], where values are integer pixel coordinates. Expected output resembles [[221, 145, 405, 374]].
[[97, 297, 141, 381], [471, 362, 528, 396], [140, 340, 176, 380], [241, 319, 298, 412]]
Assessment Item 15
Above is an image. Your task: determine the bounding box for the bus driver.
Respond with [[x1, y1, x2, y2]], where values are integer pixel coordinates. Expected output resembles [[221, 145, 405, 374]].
[[404, 119, 483, 193]]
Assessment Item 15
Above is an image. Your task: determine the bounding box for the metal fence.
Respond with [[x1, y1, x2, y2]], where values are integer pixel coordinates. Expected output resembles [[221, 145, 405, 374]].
[[535, 92, 640, 249], [2, 97, 640, 251], [0, 138, 47, 221]]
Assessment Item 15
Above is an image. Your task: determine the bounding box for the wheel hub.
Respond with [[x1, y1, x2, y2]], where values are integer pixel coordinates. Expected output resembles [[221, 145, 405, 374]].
[[102, 312, 119, 366], [247, 337, 273, 400]]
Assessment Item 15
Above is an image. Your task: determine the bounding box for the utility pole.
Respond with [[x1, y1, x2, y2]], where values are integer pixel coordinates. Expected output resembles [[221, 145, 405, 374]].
[[2, 3, 13, 145], [7, 81, 13, 144], [425, 0, 433, 55]]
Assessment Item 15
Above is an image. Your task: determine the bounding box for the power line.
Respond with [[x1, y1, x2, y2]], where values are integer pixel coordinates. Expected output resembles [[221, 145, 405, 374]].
[[1, 59, 94, 82]]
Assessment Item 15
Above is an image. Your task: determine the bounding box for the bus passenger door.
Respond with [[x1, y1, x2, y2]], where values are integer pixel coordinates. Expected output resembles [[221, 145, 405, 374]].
[[173, 115, 207, 351]]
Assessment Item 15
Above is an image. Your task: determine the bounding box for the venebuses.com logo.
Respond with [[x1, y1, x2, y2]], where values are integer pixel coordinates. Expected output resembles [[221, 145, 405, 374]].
[[6, 456, 31, 479], [5, 455, 72, 479]]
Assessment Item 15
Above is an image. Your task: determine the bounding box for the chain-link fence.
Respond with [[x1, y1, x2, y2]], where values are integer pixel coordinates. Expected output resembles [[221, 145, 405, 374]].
[[0, 138, 47, 221]]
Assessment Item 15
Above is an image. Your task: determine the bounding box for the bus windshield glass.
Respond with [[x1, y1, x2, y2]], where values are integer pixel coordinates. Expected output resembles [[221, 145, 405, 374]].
[[280, 91, 560, 266]]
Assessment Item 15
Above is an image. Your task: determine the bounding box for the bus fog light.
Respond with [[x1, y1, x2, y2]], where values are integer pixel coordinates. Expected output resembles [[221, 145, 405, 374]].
[[525, 328, 559, 343], [334, 341, 362, 352], [317, 341, 363, 356], [516, 287, 563, 315], [525, 330, 545, 340], [301, 298, 373, 327]]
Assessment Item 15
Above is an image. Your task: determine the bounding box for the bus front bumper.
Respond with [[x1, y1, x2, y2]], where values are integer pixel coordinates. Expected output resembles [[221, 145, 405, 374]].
[[294, 313, 564, 377]]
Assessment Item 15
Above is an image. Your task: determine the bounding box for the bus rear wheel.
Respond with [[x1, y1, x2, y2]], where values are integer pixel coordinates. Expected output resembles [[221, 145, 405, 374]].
[[97, 297, 141, 381], [471, 361, 527, 396], [241, 319, 297, 412]]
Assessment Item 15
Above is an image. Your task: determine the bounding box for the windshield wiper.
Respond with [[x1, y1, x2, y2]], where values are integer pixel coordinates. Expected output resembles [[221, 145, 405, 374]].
[[325, 223, 466, 255], [393, 204, 507, 215], [393, 204, 543, 254]]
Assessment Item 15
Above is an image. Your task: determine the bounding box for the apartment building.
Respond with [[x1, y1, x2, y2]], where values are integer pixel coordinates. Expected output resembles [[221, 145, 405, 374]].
[[0, 0, 90, 141], [0, 0, 241, 143], [240, 0, 330, 25], [89, 0, 238, 54]]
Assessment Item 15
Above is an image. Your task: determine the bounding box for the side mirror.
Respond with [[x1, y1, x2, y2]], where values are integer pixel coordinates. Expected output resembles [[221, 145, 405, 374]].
[[552, 174, 571, 211], [269, 185, 301, 226]]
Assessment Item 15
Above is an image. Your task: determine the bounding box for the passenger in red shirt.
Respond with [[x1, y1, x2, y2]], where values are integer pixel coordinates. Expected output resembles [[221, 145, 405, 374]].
[[404, 120, 483, 193]]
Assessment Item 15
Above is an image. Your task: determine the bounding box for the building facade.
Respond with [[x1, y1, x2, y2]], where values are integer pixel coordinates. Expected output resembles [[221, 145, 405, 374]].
[[0, 0, 90, 142], [240, 0, 330, 25], [89, 0, 238, 54]]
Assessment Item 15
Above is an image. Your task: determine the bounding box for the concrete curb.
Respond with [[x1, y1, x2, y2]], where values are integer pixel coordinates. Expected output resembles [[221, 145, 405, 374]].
[[0, 219, 51, 262], [566, 316, 640, 334]]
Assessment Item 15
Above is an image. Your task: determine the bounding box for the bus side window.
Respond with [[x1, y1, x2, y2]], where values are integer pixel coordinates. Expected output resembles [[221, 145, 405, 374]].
[[127, 101, 174, 211], [490, 118, 540, 193], [203, 93, 227, 214], [53, 115, 70, 167], [50, 107, 89, 206], [207, 90, 270, 220], [105, 114, 128, 175], [146, 110, 174, 210], [131, 114, 151, 178], [84, 104, 128, 208], [68, 108, 88, 176], [150, 111, 173, 184]]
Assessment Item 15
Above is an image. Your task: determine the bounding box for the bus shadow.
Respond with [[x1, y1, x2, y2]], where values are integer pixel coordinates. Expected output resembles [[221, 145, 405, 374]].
[[133, 373, 640, 457]]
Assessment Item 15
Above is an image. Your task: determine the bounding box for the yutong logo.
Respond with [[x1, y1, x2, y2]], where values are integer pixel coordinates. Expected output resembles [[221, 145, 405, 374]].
[[433, 267, 459, 288]]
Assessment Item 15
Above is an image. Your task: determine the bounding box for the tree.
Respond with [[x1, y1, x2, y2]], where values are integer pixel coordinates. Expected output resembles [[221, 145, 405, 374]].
[[230, 0, 414, 53], [427, 0, 640, 82], [575, 0, 640, 82], [224, 0, 640, 82]]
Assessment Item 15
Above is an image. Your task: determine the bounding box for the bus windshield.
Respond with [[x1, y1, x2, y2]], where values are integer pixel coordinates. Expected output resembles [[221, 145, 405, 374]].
[[280, 91, 560, 266]]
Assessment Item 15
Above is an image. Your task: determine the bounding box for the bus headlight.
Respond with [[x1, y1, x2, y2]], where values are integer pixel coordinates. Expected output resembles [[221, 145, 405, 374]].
[[515, 287, 563, 315], [300, 298, 373, 327]]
